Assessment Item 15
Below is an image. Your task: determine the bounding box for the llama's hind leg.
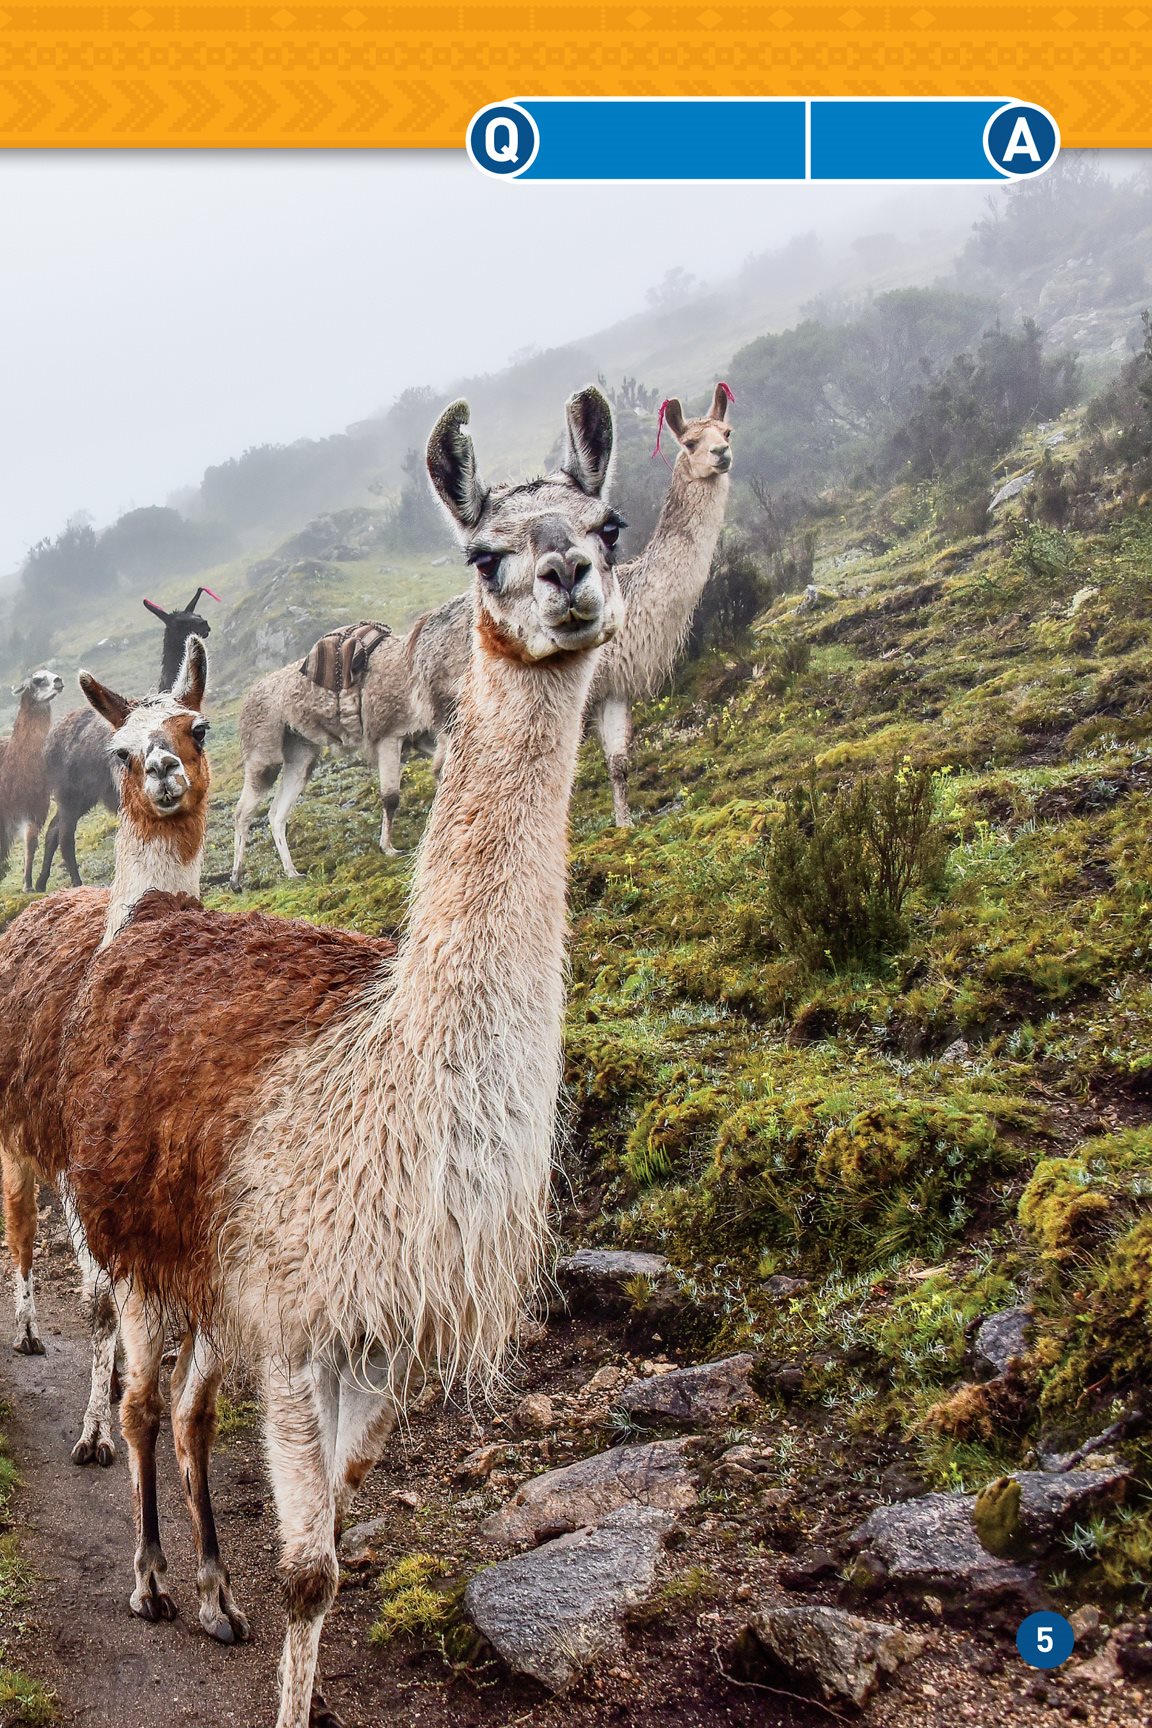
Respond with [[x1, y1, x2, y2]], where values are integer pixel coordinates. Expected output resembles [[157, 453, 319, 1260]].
[[62, 1188, 119, 1466], [2, 1154, 44, 1356], [264, 1358, 342, 1728], [170, 1332, 250, 1644], [21, 821, 40, 893], [595, 695, 634, 828], [332, 1345, 399, 1536], [120, 1294, 177, 1623]]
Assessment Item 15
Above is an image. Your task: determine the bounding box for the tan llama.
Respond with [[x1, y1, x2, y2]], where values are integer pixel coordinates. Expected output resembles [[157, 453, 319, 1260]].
[[31, 389, 621, 1728]]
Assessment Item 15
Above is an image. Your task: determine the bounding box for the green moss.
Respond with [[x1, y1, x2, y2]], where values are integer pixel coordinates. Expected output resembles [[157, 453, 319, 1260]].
[[369, 1553, 464, 1650]]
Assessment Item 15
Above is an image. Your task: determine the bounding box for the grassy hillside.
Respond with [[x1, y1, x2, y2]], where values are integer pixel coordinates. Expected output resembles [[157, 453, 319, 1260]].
[[9, 397, 1150, 1612]]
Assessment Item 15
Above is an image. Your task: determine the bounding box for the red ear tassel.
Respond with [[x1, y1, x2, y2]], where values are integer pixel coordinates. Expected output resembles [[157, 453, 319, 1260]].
[[201, 587, 222, 603], [718, 380, 735, 404], [651, 399, 673, 470]]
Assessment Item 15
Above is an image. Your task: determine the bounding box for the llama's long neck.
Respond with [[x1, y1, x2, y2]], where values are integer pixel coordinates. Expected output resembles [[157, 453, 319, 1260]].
[[103, 803, 206, 945], [301, 620, 596, 1386], [13, 695, 51, 750], [597, 460, 730, 703]]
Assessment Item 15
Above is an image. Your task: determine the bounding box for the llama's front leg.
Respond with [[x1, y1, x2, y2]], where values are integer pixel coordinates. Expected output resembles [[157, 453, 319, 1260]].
[[264, 1359, 342, 1728], [33, 813, 59, 892], [231, 761, 277, 892], [2, 1153, 44, 1356], [62, 1188, 119, 1466], [21, 821, 40, 893], [171, 1332, 250, 1644], [596, 695, 634, 827], [375, 735, 402, 855], [58, 814, 83, 889], [119, 1295, 177, 1623]]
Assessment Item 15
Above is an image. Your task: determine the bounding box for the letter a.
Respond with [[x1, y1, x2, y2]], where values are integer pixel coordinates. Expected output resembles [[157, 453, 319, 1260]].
[[1003, 117, 1041, 163]]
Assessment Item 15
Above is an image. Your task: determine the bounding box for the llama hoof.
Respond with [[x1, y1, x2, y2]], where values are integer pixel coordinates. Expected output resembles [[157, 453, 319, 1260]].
[[309, 1690, 346, 1728], [12, 1330, 46, 1357], [71, 1434, 116, 1468], [131, 1584, 179, 1624], [199, 1595, 251, 1645]]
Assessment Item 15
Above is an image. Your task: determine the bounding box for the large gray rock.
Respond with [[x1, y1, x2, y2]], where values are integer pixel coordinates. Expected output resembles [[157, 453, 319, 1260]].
[[482, 1438, 697, 1549], [616, 1354, 756, 1429], [973, 1307, 1033, 1379], [851, 1493, 1035, 1606], [852, 1466, 1130, 1606], [1014, 1466, 1130, 1546], [555, 1249, 671, 1311], [466, 1504, 673, 1693], [990, 473, 1033, 509], [745, 1605, 926, 1708]]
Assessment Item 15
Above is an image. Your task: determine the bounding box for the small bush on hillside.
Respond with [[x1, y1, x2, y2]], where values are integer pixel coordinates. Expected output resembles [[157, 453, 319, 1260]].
[[764, 763, 946, 971], [688, 534, 774, 658]]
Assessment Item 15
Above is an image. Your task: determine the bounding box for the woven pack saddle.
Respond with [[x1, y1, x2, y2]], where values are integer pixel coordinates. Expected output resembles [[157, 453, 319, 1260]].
[[299, 619, 392, 738]]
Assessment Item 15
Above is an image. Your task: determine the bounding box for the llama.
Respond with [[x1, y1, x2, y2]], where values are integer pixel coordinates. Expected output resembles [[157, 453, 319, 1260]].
[[0, 639, 211, 1482], [229, 382, 732, 883], [36, 588, 216, 891], [40, 389, 621, 1726], [0, 669, 64, 891], [587, 381, 734, 825], [229, 602, 468, 888]]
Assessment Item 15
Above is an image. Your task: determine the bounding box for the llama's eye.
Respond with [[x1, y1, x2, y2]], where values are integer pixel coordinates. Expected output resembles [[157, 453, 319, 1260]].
[[114, 747, 131, 766], [470, 551, 503, 584], [191, 720, 209, 748], [599, 522, 620, 549]]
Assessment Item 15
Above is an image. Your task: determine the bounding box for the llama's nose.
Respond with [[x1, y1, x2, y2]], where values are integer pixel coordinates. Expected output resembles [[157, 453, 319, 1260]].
[[145, 747, 186, 784], [536, 550, 591, 594]]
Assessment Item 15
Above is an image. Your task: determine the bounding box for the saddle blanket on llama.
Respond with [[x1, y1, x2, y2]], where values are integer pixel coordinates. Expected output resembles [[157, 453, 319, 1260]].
[[300, 620, 391, 696]]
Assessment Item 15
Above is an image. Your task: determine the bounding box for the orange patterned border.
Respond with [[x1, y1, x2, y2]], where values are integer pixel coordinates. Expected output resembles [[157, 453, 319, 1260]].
[[0, 6, 1146, 149]]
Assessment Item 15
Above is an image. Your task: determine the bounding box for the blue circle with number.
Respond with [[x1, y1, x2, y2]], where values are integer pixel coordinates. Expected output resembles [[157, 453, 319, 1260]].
[[466, 102, 540, 179], [1016, 1611, 1075, 1669], [984, 103, 1059, 179]]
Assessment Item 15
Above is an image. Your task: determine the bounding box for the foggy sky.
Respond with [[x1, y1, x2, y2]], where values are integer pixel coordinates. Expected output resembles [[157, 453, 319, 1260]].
[[0, 151, 990, 574]]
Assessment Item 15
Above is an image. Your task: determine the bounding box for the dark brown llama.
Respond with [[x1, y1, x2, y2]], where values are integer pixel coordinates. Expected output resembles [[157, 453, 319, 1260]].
[[36, 587, 218, 891]]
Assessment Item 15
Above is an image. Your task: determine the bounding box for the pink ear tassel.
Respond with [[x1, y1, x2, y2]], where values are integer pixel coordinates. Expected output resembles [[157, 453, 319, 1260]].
[[718, 380, 735, 404], [651, 399, 674, 469]]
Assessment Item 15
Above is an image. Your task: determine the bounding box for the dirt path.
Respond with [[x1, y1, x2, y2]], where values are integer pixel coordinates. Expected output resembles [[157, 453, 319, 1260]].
[[5, 1221, 1150, 1728]]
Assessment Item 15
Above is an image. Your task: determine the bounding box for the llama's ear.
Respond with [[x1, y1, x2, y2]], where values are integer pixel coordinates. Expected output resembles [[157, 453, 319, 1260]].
[[709, 381, 732, 422], [662, 398, 687, 442], [78, 671, 133, 730], [142, 597, 170, 624], [426, 400, 489, 532], [11, 677, 27, 696], [173, 636, 208, 711], [563, 386, 614, 496]]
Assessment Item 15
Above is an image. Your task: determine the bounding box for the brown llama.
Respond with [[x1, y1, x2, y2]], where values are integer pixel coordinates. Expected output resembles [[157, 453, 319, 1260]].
[[39, 389, 621, 1727], [0, 669, 64, 890], [0, 638, 211, 1483], [36, 587, 217, 891]]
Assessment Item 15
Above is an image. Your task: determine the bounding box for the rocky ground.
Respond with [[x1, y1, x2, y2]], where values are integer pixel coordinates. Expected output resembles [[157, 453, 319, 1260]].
[[2, 1217, 1149, 1728]]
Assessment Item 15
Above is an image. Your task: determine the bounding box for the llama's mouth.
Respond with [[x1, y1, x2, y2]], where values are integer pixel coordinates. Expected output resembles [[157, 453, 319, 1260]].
[[149, 786, 185, 813]]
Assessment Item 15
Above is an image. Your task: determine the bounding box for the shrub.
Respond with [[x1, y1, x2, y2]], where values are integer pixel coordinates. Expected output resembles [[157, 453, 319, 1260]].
[[688, 534, 774, 657], [763, 763, 946, 971]]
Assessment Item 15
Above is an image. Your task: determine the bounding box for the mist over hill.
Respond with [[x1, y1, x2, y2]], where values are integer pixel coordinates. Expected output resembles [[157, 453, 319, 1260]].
[[1, 156, 1149, 710]]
